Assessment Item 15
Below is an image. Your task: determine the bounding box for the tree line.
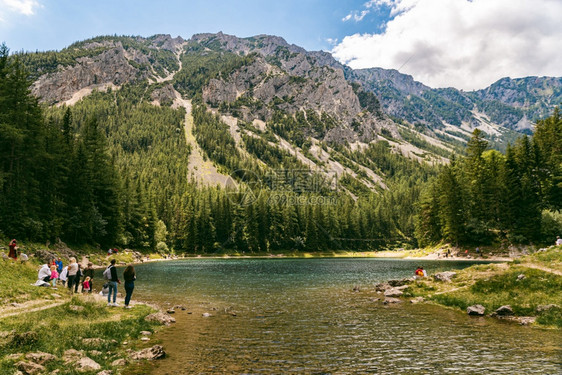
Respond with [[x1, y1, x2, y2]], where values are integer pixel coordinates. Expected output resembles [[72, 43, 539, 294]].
[[415, 114, 561, 246]]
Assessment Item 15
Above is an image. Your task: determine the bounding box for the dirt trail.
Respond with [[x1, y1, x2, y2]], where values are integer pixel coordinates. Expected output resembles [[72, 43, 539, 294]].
[[0, 299, 66, 319], [172, 93, 231, 187], [523, 263, 562, 276]]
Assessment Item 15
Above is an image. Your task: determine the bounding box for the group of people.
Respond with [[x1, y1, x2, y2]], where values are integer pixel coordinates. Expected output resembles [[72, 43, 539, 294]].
[[37, 257, 95, 293], [36, 257, 137, 308]]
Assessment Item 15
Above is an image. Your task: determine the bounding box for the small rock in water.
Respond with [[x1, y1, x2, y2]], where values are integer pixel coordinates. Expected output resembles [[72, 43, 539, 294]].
[[383, 297, 402, 304], [517, 274, 526, 281], [467, 304, 486, 316]]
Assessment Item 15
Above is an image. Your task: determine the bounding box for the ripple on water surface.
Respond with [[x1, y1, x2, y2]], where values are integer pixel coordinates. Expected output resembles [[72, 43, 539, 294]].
[[125, 258, 562, 374]]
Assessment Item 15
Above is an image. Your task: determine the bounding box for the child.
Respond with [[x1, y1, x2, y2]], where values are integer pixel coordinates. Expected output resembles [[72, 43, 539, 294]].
[[82, 277, 91, 293], [50, 265, 59, 287]]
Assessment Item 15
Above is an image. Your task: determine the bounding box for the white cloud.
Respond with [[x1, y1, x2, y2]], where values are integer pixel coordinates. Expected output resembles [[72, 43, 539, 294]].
[[333, 0, 562, 90], [0, 0, 42, 22], [342, 9, 370, 22]]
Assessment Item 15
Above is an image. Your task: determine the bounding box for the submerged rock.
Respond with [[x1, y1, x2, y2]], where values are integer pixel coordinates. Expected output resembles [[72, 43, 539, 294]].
[[383, 297, 402, 304], [145, 312, 176, 326], [130, 345, 166, 360], [467, 304, 486, 316]]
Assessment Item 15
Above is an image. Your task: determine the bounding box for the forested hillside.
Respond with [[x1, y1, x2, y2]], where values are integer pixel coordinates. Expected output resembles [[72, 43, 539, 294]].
[[2, 33, 561, 253]]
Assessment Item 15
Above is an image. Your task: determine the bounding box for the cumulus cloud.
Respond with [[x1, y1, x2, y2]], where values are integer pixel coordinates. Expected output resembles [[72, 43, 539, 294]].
[[0, 0, 41, 22], [332, 0, 562, 90]]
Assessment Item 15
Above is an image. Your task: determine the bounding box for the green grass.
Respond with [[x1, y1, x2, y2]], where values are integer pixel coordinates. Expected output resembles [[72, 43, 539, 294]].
[[0, 297, 158, 375], [407, 259, 562, 328], [0, 260, 67, 304]]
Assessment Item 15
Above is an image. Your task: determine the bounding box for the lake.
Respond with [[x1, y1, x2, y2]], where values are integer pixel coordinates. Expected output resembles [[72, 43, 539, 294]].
[[121, 258, 561, 374]]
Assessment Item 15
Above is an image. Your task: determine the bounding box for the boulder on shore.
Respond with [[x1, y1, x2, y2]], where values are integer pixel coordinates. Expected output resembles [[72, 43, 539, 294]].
[[16, 361, 45, 375], [383, 288, 403, 297], [76, 357, 101, 372], [25, 352, 56, 365], [467, 304, 486, 316], [410, 297, 425, 304], [387, 278, 412, 287], [494, 305, 514, 316], [433, 271, 457, 282]]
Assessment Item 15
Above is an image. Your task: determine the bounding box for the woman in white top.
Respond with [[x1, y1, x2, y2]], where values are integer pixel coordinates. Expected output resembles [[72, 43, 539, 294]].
[[67, 257, 79, 292], [59, 266, 68, 286]]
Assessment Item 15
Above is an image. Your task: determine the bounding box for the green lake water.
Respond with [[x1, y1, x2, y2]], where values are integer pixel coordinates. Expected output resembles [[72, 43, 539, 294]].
[[124, 258, 561, 374]]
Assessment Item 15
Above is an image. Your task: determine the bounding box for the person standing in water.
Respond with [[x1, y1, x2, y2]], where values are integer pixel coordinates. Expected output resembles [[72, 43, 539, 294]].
[[123, 265, 136, 309]]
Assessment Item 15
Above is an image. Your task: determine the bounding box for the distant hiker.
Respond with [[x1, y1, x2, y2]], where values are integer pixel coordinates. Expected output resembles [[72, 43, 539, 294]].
[[104, 259, 120, 306], [82, 277, 91, 293], [446, 249, 451, 258], [107, 248, 113, 256], [67, 257, 79, 292], [123, 265, 136, 309], [50, 265, 59, 287], [415, 266, 424, 278], [82, 262, 95, 293], [55, 257, 63, 273], [38, 264, 51, 283], [8, 239, 17, 260], [556, 236, 562, 246]]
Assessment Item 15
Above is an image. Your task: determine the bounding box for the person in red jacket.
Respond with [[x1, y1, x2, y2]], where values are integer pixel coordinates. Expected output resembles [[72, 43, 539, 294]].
[[8, 239, 18, 260]]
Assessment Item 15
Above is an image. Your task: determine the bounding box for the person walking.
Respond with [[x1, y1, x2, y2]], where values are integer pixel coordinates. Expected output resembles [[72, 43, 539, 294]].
[[8, 239, 17, 260], [82, 262, 95, 293], [104, 259, 120, 306], [67, 257, 79, 292], [123, 265, 136, 309]]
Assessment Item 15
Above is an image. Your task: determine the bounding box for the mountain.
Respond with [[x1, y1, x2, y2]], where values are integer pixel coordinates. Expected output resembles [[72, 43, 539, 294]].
[[350, 67, 562, 138], [4, 33, 560, 251], [15, 32, 562, 190]]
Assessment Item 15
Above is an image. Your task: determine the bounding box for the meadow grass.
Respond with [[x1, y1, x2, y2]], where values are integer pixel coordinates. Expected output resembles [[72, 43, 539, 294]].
[[406, 247, 562, 328], [0, 297, 158, 374]]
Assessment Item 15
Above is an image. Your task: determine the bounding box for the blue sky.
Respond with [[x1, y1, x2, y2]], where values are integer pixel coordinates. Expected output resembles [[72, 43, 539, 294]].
[[1, 0, 561, 90], [0, 0, 388, 53]]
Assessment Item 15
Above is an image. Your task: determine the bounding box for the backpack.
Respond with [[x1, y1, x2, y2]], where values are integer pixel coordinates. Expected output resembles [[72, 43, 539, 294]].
[[103, 266, 112, 280]]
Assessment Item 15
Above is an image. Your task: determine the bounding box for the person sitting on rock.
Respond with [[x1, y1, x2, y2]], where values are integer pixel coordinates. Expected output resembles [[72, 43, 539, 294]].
[[415, 267, 424, 278]]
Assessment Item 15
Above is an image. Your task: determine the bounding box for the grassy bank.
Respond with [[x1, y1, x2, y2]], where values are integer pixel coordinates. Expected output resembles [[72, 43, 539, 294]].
[[404, 246, 562, 328], [0, 259, 165, 375]]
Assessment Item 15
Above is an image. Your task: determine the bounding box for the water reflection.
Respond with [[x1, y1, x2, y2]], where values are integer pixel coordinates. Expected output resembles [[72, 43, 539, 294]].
[[124, 259, 561, 374]]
